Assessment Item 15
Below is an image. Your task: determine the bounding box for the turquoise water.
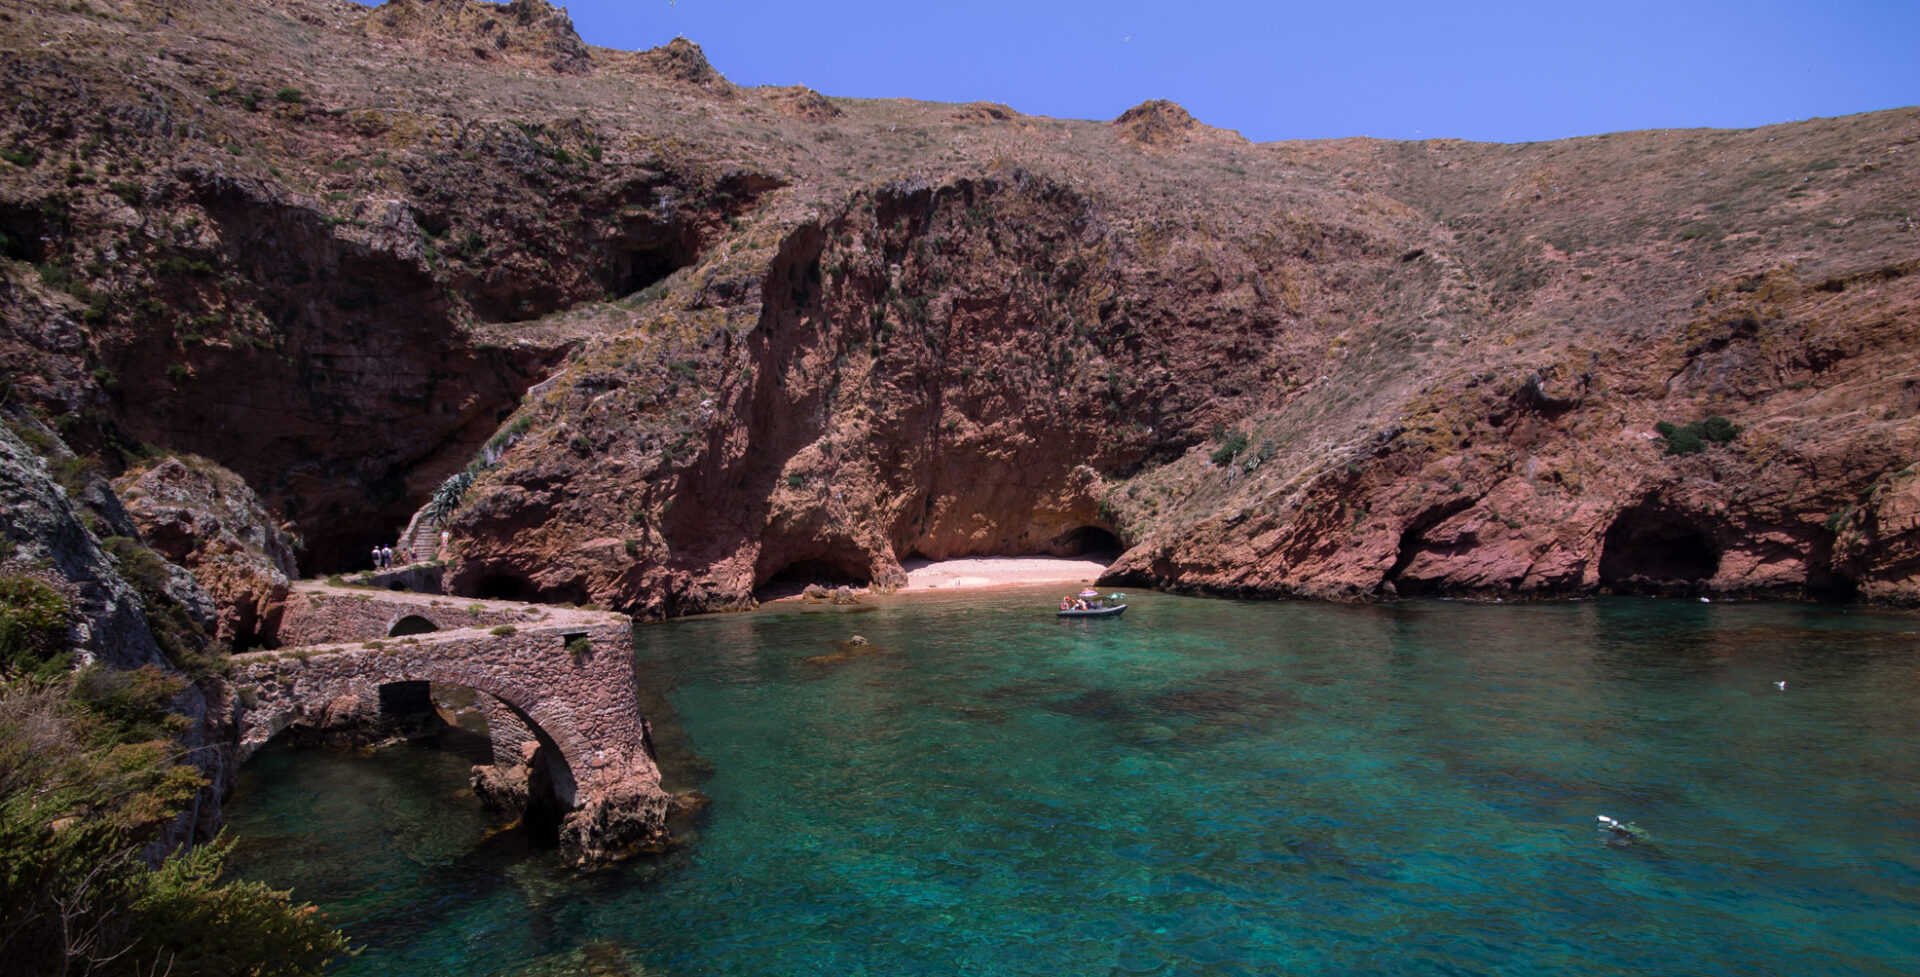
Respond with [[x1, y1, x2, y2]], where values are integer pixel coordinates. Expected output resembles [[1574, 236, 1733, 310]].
[[226, 591, 1920, 975]]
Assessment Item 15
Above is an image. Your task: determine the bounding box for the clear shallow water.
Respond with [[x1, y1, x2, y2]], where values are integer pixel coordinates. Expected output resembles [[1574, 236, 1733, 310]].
[[227, 592, 1920, 975]]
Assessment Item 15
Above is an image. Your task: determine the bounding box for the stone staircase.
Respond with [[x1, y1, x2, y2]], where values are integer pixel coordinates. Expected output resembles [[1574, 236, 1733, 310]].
[[396, 506, 446, 564]]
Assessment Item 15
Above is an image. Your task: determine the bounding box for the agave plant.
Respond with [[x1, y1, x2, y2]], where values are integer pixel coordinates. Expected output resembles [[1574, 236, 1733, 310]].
[[423, 468, 477, 528]]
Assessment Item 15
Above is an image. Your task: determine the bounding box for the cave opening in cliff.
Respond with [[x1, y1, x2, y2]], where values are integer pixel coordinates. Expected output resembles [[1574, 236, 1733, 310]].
[[0, 201, 51, 263], [474, 573, 541, 603], [756, 558, 870, 600], [610, 245, 691, 300], [467, 572, 590, 606], [1598, 503, 1721, 594], [1051, 526, 1123, 560]]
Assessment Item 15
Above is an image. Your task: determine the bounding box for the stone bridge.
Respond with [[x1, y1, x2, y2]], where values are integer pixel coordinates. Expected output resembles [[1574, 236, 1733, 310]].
[[231, 582, 667, 865]]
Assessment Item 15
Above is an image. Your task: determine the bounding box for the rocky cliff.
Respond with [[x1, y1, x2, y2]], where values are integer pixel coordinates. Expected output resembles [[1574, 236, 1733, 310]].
[[2, 0, 1916, 614], [115, 453, 299, 647], [0, 417, 238, 848]]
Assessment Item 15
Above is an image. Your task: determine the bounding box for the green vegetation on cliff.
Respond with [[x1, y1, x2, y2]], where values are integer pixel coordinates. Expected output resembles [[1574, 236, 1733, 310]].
[[0, 577, 345, 973], [0, 615, 346, 972]]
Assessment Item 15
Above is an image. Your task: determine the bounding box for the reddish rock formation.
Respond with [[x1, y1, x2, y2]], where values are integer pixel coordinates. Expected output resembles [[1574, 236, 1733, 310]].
[[1112, 99, 1245, 148], [116, 455, 298, 648], [365, 0, 595, 74], [2, 0, 1917, 616]]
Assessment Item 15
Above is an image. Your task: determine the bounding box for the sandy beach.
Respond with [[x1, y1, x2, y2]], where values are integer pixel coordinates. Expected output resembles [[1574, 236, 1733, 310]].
[[898, 555, 1110, 592]]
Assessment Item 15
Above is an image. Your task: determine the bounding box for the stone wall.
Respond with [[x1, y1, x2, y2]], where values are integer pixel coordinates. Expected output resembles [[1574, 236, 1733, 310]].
[[277, 587, 547, 645]]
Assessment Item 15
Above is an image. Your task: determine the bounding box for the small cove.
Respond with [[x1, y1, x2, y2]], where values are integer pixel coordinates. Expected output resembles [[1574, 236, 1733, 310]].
[[226, 591, 1920, 975]]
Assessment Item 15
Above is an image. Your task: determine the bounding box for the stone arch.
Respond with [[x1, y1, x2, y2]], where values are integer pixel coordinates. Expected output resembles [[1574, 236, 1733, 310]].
[[232, 611, 667, 866], [468, 693, 581, 837], [1599, 501, 1721, 595], [386, 613, 440, 637], [398, 663, 598, 793], [237, 663, 598, 806]]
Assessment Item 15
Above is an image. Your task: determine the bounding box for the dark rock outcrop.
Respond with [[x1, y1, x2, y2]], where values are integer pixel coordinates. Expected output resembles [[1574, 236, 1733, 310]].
[[1, 423, 169, 671]]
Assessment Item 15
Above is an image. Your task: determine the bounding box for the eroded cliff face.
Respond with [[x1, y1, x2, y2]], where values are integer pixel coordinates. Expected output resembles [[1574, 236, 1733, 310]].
[[2, 0, 1917, 614]]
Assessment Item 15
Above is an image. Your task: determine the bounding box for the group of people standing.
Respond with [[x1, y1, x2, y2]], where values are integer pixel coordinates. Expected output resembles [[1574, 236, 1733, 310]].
[[369, 529, 451, 570]]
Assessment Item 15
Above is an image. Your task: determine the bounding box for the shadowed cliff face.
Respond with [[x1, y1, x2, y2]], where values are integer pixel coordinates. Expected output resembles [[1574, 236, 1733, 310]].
[[3, 0, 1918, 611], [0, 1, 762, 571], [443, 170, 1416, 614], [88, 170, 557, 570]]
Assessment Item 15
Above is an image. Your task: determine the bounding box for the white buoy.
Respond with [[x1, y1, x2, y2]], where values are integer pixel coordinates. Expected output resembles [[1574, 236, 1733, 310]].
[[1775, 681, 1786, 691], [1700, 596, 1711, 603]]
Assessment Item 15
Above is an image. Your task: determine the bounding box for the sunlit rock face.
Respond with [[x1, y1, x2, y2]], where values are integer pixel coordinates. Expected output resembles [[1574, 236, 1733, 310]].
[[1, 0, 1916, 613]]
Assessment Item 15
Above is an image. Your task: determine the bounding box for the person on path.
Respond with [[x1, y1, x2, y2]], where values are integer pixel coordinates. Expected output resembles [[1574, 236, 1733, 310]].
[[371, 544, 383, 569], [382, 544, 395, 568], [440, 528, 451, 557]]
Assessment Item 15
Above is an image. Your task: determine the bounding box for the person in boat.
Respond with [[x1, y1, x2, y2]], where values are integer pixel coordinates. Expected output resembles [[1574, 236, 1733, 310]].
[[1596, 815, 1652, 846], [1061, 597, 1073, 611]]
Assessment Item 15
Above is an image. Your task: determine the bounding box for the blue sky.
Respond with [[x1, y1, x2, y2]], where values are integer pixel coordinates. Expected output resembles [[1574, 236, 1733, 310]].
[[362, 1, 1919, 143]]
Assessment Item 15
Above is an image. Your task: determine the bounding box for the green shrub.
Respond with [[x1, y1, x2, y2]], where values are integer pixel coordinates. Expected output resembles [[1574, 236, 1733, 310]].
[[71, 664, 188, 741], [0, 146, 40, 168], [274, 87, 305, 104], [1699, 415, 1740, 443], [126, 833, 348, 975], [156, 255, 215, 277], [1210, 431, 1249, 466], [564, 635, 592, 658], [0, 575, 72, 678], [1655, 416, 1742, 456], [0, 681, 346, 976]]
